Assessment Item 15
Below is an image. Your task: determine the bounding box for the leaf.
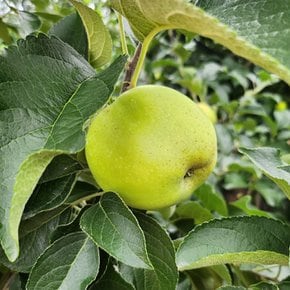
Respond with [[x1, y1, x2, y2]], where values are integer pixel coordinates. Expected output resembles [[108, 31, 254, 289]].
[[112, 0, 290, 85], [230, 195, 272, 217], [217, 287, 246, 290], [119, 212, 178, 290], [211, 265, 232, 285], [23, 174, 77, 219], [70, 0, 112, 68], [0, 19, 12, 44], [17, 11, 41, 37], [254, 178, 285, 207], [186, 267, 227, 290], [176, 216, 290, 270], [50, 207, 86, 242], [279, 281, 290, 290], [223, 172, 248, 190], [0, 34, 126, 261], [80, 192, 152, 269], [239, 147, 290, 199], [48, 12, 88, 59], [39, 155, 82, 184], [250, 282, 279, 290], [0, 207, 70, 273], [26, 232, 99, 290], [65, 181, 98, 204], [175, 201, 213, 224], [194, 183, 228, 216], [5, 273, 26, 290], [91, 262, 135, 290]]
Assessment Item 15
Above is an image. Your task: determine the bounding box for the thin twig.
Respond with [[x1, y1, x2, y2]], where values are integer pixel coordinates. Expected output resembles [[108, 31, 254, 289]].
[[121, 43, 142, 92]]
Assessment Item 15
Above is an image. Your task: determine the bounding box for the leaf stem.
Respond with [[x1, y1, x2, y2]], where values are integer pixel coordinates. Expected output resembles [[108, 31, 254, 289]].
[[117, 13, 128, 55], [71, 191, 104, 206]]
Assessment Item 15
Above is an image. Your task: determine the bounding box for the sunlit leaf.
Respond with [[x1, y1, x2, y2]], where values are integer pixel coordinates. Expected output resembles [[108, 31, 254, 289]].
[[176, 216, 290, 270]]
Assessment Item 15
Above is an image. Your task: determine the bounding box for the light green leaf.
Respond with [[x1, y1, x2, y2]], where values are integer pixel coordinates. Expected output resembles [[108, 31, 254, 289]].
[[5, 151, 57, 262], [230, 195, 272, 217], [194, 183, 228, 216], [80, 192, 152, 269], [239, 147, 290, 200], [70, 0, 112, 68], [211, 265, 232, 285], [112, 0, 290, 85], [26, 232, 99, 290], [186, 267, 226, 290], [0, 34, 126, 262], [217, 287, 246, 290], [176, 216, 290, 270], [0, 19, 12, 44], [175, 201, 213, 224], [249, 281, 279, 290]]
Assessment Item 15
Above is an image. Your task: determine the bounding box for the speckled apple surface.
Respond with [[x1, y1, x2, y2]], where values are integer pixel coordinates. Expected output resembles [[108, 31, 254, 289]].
[[85, 85, 217, 209]]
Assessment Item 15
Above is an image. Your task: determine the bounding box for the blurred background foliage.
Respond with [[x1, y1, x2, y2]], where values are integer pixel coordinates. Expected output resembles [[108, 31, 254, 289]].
[[1, 0, 290, 286]]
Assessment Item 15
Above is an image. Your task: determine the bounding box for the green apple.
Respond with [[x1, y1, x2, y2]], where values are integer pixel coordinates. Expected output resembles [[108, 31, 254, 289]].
[[85, 85, 217, 210], [197, 102, 217, 124]]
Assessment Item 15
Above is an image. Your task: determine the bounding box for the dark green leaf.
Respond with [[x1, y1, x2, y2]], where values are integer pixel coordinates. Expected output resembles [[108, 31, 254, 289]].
[[0, 207, 70, 273], [51, 206, 87, 242], [39, 155, 82, 184], [279, 281, 290, 290], [48, 13, 88, 59], [65, 181, 98, 204], [26, 232, 99, 290], [119, 212, 178, 290], [91, 262, 134, 290], [80, 192, 152, 269], [176, 216, 290, 270], [23, 174, 77, 219], [0, 32, 126, 262]]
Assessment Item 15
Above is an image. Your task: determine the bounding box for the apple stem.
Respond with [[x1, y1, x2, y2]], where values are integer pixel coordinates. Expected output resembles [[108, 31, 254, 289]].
[[123, 26, 173, 91]]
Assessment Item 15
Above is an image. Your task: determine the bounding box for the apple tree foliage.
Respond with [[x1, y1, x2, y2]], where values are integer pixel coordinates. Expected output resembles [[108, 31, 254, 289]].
[[0, 0, 290, 289]]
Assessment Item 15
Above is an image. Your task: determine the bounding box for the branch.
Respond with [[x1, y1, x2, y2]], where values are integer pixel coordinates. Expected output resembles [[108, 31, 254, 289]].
[[121, 43, 142, 92]]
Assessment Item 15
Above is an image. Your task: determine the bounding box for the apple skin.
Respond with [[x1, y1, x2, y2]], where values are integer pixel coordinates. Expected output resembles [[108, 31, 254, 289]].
[[85, 85, 217, 210], [197, 102, 217, 124]]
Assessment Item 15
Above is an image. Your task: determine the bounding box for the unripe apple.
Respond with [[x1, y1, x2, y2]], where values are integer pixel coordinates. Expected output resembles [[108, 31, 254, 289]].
[[197, 102, 217, 124], [85, 85, 217, 210]]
